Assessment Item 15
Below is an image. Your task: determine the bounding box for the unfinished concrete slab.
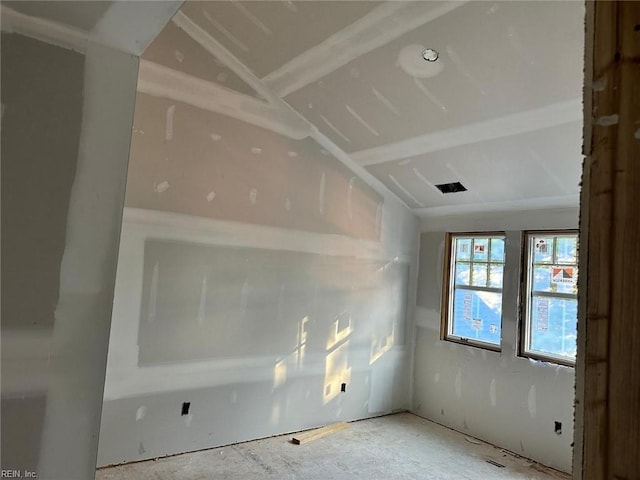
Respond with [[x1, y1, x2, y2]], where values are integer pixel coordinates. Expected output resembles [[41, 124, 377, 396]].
[[96, 413, 568, 480]]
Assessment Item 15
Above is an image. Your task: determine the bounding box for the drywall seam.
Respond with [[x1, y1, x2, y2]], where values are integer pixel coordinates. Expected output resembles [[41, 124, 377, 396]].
[[162, 11, 416, 215], [36, 41, 139, 479], [104, 346, 409, 401], [171, 10, 307, 134], [137, 60, 310, 139], [90, 1, 182, 56], [0, 3, 181, 56], [262, 1, 468, 98], [419, 206, 579, 233], [351, 99, 582, 167], [413, 194, 580, 219], [0, 5, 88, 52], [171, 10, 270, 99], [122, 208, 413, 263], [309, 130, 414, 212]]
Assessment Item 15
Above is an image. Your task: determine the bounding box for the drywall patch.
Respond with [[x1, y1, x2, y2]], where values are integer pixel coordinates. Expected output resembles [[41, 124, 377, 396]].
[[148, 262, 159, 323], [319, 172, 326, 214], [347, 177, 356, 220], [371, 87, 400, 116], [138, 442, 145, 455], [454, 368, 462, 398], [634, 128, 640, 140], [346, 104, 379, 136], [434, 372, 440, 383], [250, 147, 262, 155], [154, 181, 169, 193], [319, 114, 352, 143], [209, 133, 222, 142], [489, 378, 497, 407], [287, 151, 297, 157], [249, 188, 258, 204], [284, 198, 292, 211], [165, 105, 175, 141], [135, 406, 147, 422], [197, 274, 208, 326], [413, 78, 447, 111], [183, 413, 193, 427], [174, 50, 184, 63], [527, 385, 537, 418], [206, 191, 216, 202]]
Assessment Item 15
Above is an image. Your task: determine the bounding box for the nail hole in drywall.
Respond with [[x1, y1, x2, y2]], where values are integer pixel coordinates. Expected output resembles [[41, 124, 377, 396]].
[[554, 421, 562, 434], [341, 383, 347, 393], [181, 402, 191, 416]]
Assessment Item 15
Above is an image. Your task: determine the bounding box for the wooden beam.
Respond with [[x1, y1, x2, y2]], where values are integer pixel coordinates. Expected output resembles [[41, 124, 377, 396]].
[[291, 422, 349, 445], [577, 1, 640, 478]]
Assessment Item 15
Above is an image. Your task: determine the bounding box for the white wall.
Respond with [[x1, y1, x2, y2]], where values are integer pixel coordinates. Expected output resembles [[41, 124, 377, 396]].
[[412, 207, 578, 472], [97, 93, 419, 466], [1, 34, 138, 479]]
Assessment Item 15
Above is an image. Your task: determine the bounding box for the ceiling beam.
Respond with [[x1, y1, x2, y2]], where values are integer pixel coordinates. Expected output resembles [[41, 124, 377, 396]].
[[1, 2, 182, 56], [138, 60, 310, 140], [171, 10, 313, 139], [0, 5, 88, 52], [91, 1, 182, 56], [262, 1, 468, 98], [351, 99, 582, 167]]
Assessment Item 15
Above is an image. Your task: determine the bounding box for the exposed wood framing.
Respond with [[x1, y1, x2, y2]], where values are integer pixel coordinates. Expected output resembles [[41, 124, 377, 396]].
[[576, 2, 640, 478]]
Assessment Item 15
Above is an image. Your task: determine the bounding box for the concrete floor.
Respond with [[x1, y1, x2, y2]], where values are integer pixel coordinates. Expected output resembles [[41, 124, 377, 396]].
[[96, 412, 569, 480]]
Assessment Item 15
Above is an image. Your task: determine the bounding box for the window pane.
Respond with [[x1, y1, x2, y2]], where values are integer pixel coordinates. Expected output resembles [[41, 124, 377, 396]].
[[472, 264, 487, 287], [452, 290, 501, 345], [529, 296, 577, 359], [490, 238, 505, 262], [456, 238, 472, 261], [489, 264, 503, 288], [473, 239, 489, 261], [455, 263, 470, 286], [533, 237, 554, 263], [524, 231, 578, 364], [556, 236, 577, 264], [533, 266, 552, 292]]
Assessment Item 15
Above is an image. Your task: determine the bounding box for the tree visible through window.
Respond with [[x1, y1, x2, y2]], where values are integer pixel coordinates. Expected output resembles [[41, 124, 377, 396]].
[[442, 233, 505, 350], [521, 231, 578, 365]]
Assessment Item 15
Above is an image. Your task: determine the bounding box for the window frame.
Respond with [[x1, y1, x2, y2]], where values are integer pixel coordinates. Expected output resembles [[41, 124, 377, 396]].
[[440, 231, 506, 352], [519, 229, 578, 367]]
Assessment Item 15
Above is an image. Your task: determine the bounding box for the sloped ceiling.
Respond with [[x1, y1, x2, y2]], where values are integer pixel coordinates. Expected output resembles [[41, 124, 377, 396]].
[[141, 0, 583, 218], [16, 0, 582, 218]]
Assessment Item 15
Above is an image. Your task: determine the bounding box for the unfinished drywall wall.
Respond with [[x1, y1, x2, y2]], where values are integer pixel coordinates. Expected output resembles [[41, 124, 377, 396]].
[[412, 207, 578, 473], [97, 90, 418, 465], [1, 33, 138, 479], [1, 33, 84, 475]]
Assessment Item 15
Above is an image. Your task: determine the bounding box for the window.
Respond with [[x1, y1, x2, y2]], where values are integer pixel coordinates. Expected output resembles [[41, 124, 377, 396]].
[[521, 231, 578, 365], [442, 233, 505, 350]]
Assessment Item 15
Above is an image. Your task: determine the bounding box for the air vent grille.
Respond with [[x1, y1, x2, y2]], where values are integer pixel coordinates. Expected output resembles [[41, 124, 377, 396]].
[[435, 182, 467, 194]]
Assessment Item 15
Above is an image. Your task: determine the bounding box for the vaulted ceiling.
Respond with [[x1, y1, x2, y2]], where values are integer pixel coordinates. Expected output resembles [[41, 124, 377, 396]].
[[5, 0, 584, 218], [141, 0, 583, 218]]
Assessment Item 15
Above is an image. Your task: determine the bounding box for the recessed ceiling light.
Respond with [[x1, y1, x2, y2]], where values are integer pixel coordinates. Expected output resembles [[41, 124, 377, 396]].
[[398, 44, 444, 78], [422, 49, 439, 62]]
